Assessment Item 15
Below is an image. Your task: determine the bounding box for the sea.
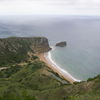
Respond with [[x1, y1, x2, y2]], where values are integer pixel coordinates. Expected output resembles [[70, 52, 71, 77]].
[[0, 15, 100, 81]]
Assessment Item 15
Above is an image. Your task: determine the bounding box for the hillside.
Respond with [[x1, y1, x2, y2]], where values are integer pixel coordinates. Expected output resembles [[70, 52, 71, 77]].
[[0, 37, 99, 100], [0, 37, 51, 66], [0, 60, 100, 100]]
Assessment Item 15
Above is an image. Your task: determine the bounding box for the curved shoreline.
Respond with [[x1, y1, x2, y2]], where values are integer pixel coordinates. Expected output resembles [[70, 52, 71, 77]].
[[38, 50, 81, 84], [46, 51, 81, 82]]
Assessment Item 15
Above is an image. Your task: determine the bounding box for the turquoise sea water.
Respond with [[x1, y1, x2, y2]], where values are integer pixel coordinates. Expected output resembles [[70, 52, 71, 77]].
[[0, 15, 100, 81]]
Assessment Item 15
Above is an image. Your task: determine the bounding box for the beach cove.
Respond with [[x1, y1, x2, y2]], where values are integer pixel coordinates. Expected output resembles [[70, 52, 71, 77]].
[[38, 48, 81, 84]]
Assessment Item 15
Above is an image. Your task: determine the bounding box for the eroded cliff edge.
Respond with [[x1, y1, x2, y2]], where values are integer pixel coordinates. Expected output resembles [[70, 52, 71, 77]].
[[0, 37, 51, 66]]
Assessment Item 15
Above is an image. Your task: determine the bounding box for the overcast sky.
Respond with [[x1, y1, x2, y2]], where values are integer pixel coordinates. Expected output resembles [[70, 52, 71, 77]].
[[0, 0, 100, 15]]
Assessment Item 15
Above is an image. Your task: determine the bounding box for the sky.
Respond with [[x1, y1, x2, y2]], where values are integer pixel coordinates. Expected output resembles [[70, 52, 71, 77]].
[[0, 0, 100, 15]]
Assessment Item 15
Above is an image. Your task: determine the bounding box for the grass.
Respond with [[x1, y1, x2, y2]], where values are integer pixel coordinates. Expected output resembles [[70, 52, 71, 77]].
[[0, 60, 99, 100]]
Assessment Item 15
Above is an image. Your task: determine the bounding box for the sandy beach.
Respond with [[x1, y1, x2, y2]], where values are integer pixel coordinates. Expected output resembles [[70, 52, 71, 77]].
[[38, 52, 80, 84]]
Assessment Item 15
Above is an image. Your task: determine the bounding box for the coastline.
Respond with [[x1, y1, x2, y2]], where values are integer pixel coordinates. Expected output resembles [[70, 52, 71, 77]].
[[38, 50, 81, 84]]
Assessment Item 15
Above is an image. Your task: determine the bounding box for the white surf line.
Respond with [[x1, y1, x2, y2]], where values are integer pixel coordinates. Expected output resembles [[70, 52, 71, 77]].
[[44, 47, 81, 82]]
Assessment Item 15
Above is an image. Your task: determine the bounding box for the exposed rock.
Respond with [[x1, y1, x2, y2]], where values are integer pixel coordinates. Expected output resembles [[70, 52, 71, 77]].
[[56, 41, 67, 47]]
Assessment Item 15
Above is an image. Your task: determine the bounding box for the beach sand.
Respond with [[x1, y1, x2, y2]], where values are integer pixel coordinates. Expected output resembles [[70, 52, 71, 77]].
[[38, 52, 77, 84]]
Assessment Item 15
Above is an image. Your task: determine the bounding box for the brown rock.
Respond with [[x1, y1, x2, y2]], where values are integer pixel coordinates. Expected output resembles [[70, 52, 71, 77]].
[[56, 41, 67, 47]]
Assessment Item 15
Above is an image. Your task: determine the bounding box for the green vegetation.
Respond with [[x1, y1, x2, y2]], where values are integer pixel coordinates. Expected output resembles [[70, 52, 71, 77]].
[[0, 60, 100, 100], [0, 60, 62, 100], [0, 37, 33, 66]]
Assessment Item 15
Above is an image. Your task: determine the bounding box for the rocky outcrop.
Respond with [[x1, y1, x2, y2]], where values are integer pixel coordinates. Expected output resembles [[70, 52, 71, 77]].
[[56, 41, 67, 47], [30, 37, 51, 53], [0, 37, 51, 66]]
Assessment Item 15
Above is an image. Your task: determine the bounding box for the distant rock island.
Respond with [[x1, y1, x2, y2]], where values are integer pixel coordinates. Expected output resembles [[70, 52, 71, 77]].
[[56, 41, 67, 47]]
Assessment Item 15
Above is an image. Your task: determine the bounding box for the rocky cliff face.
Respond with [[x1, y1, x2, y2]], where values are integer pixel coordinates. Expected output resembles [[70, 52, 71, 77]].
[[0, 37, 51, 66], [29, 37, 51, 53]]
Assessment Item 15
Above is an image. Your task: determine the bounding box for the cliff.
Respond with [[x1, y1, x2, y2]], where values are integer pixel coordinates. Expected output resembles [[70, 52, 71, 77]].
[[0, 37, 51, 66]]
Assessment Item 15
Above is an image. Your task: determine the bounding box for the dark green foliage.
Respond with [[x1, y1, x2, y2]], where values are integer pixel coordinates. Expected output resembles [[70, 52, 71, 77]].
[[87, 75, 100, 82], [0, 38, 32, 66], [0, 65, 22, 78], [32, 56, 39, 60]]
